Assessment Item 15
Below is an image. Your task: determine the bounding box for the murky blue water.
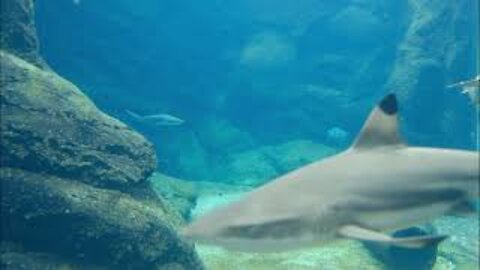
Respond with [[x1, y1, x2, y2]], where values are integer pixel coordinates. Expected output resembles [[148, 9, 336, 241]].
[[12, 0, 479, 269]]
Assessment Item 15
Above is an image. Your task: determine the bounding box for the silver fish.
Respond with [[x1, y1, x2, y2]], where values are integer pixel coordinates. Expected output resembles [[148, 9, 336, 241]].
[[125, 110, 185, 126]]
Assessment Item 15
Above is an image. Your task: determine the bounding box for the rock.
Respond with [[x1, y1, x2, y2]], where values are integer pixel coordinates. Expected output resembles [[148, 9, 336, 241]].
[[151, 176, 252, 220], [0, 51, 156, 192], [215, 148, 278, 186], [156, 128, 212, 181], [1, 10, 204, 268], [214, 140, 337, 185], [240, 31, 296, 69], [385, 0, 476, 148], [0, 246, 105, 270], [328, 4, 386, 45], [0, 0, 47, 68], [1, 167, 204, 269], [189, 181, 251, 219], [261, 140, 338, 174], [196, 116, 256, 156], [150, 173, 199, 221]]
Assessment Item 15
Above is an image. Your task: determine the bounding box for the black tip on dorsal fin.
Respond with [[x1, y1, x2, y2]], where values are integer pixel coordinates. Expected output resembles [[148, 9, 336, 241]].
[[351, 93, 405, 150], [379, 94, 398, 115]]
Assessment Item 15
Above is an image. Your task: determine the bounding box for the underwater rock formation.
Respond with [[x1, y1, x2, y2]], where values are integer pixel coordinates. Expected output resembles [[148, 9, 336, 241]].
[[150, 173, 199, 221], [214, 140, 337, 186], [0, 0, 47, 68], [1, 245, 106, 270], [0, 50, 204, 268], [0, 1, 205, 267], [1, 168, 202, 269], [385, 0, 477, 148], [0, 51, 156, 192]]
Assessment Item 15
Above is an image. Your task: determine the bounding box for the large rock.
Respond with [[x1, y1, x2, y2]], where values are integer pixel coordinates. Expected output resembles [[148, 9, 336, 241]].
[[385, 0, 477, 148], [1, 243, 105, 270], [214, 140, 337, 186], [1, 168, 203, 269], [0, 0, 46, 68], [150, 173, 199, 221], [1, 8, 204, 267], [0, 51, 156, 192]]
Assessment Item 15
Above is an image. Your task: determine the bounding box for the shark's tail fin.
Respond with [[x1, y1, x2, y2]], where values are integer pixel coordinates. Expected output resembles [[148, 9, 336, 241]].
[[125, 109, 143, 120]]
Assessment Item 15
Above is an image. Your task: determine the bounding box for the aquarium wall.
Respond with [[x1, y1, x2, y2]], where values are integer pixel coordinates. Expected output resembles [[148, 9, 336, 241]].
[[35, 0, 478, 184]]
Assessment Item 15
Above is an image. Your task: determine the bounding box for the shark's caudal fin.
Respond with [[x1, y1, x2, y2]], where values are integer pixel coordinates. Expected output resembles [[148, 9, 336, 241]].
[[125, 110, 143, 120], [351, 94, 405, 149], [338, 225, 447, 249]]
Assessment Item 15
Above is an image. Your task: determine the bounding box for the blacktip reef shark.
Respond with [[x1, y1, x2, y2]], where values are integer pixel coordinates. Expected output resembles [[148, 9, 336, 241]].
[[182, 94, 479, 252], [447, 74, 480, 105], [125, 110, 185, 126]]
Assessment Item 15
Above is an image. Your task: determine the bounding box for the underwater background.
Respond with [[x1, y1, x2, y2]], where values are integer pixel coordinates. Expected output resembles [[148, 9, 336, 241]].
[[0, 0, 478, 269]]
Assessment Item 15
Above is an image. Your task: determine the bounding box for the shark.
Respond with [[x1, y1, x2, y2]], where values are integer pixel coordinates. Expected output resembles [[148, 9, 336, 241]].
[[182, 94, 479, 252], [125, 110, 185, 126]]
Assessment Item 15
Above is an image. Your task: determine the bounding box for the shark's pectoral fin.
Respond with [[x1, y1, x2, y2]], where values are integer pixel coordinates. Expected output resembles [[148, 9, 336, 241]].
[[338, 225, 447, 249]]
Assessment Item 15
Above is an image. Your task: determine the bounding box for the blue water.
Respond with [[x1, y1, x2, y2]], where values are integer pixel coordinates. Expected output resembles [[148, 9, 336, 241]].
[[26, 0, 480, 269], [36, 0, 478, 182]]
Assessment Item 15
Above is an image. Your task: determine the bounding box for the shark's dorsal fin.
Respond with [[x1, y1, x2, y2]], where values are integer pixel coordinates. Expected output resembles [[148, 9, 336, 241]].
[[352, 94, 405, 149]]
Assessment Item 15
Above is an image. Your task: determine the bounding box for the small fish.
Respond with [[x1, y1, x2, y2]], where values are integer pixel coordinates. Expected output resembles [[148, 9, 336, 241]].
[[182, 94, 479, 252], [447, 75, 480, 104], [125, 110, 185, 126]]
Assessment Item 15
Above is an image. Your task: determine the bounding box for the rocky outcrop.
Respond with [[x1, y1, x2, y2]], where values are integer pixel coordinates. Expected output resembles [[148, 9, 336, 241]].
[[150, 173, 199, 221], [213, 140, 337, 186], [0, 0, 46, 68], [1, 51, 156, 192], [1, 168, 201, 269], [0, 50, 204, 269], [0, 1, 204, 267], [1, 245, 106, 270], [385, 0, 477, 147]]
